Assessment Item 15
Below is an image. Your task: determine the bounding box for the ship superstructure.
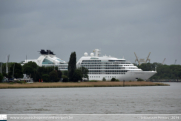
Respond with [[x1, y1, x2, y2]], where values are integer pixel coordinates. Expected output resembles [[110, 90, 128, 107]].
[[77, 49, 156, 81], [22, 50, 68, 71]]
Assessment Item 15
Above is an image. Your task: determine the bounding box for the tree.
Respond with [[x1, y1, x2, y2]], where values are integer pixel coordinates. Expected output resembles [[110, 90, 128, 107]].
[[62, 70, 68, 77], [2, 72, 8, 78], [34, 71, 41, 82], [62, 75, 68, 82], [73, 69, 82, 82], [2, 62, 15, 75], [137, 78, 144, 81], [23, 66, 34, 76], [57, 70, 62, 79], [80, 67, 89, 80], [68, 52, 76, 82], [23, 61, 38, 70], [137, 63, 181, 80], [49, 70, 59, 82], [42, 74, 49, 82], [9, 63, 23, 78], [111, 78, 116, 81], [0, 73, 3, 82], [76, 67, 89, 81], [102, 77, 106, 81], [23, 62, 38, 79]]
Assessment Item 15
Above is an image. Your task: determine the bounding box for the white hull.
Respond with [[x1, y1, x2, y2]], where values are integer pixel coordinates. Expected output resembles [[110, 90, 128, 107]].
[[89, 71, 156, 81]]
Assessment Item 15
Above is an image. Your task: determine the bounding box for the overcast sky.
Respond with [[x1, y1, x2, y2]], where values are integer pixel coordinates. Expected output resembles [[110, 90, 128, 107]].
[[0, 0, 181, 65]]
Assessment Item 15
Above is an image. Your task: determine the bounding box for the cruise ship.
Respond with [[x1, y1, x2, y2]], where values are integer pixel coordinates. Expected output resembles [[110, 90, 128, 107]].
[[22, 50, 68, 71], [77, 49, 156, 81]]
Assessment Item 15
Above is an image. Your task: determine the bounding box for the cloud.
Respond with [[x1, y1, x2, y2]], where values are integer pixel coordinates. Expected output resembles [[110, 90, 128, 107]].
[[0, 0, 181, 64]]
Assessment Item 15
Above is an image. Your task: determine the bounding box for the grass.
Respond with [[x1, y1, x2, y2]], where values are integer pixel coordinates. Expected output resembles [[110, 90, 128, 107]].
[[0, 81, 169, 89]]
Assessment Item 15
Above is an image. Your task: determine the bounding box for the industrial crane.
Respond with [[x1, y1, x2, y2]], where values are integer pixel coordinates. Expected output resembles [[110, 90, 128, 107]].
[[175, 59, 177, 65], [134, 52, 140, 65], [6, 55, 10, 74], [162, 58, 166, 64], [146, 52, 151, 63], [134, 52, 151, 65]]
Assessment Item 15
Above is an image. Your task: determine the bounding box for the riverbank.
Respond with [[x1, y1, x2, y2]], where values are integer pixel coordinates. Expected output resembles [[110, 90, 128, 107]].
[[0, 81, 169, 89]]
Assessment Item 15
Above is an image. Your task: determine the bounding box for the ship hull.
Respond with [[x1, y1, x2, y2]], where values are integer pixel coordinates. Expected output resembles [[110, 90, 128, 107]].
[[88, 71, 156, 81]]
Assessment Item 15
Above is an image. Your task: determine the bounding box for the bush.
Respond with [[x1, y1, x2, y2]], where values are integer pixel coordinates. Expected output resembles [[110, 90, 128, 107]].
[[42, 74, 49, 82], [49, 70, 59, 82], [111, 78, 119, 81], [111, 78, 116, 81], [116, 79, 119, 81], [62, 75, 68, 82], [102, 77, 106, 81], [137, 78, 144, 81]]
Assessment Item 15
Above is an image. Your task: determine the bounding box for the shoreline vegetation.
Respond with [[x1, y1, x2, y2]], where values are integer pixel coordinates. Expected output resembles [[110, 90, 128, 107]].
[[0, 81, 169, 89]]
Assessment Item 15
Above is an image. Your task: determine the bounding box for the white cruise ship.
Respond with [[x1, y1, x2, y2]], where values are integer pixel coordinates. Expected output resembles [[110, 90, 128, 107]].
[[77, 49, 156, 81], [22, 50, 68, 71]]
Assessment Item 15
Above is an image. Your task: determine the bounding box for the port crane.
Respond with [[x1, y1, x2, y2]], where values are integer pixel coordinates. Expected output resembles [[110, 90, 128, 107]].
[[175, 59, 177, 65], [146, 52, 151, 63], [134, 52, 151, 65], [134, 52, 140, 65], [162, 58, 166, 64]]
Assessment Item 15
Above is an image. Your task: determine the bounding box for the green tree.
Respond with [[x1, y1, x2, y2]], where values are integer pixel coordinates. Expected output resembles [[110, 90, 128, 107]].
[[9, 63, 23, 78], [137, 78, 144, 81], [49, 70, 59, 82], [2, 62, 15, 75], [80, 67, 89, 80], [23, 61, 38, 70], [23, 66, 34, 76], [0, 73, 3, 82], [102, 77, 106, 81], [137, 63, 181, 80], [36, 66, 59, 82], [111, 78, 116, 81], [62, 70, 68, 76], [57, 70, 62, 79], [34, 71, 41, 82], [2, 72, 8, 78], [42, 74, 49, 82], [68, 52, 76, 82], [23, 62, 38, 80], [73, 69, 82, 82], [62, 75, 68, 82]]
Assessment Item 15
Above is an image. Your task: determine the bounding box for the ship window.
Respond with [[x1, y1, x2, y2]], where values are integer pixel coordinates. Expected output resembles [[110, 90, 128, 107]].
[[42, 59, 54, 64]]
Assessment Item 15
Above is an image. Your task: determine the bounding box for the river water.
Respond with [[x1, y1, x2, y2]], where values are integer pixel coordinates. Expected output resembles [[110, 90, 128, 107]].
[[0, 82, 181, 114]]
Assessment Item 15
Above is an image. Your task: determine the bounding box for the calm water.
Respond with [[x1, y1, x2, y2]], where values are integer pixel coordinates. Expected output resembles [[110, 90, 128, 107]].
[[0, 82, 181, 114]]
